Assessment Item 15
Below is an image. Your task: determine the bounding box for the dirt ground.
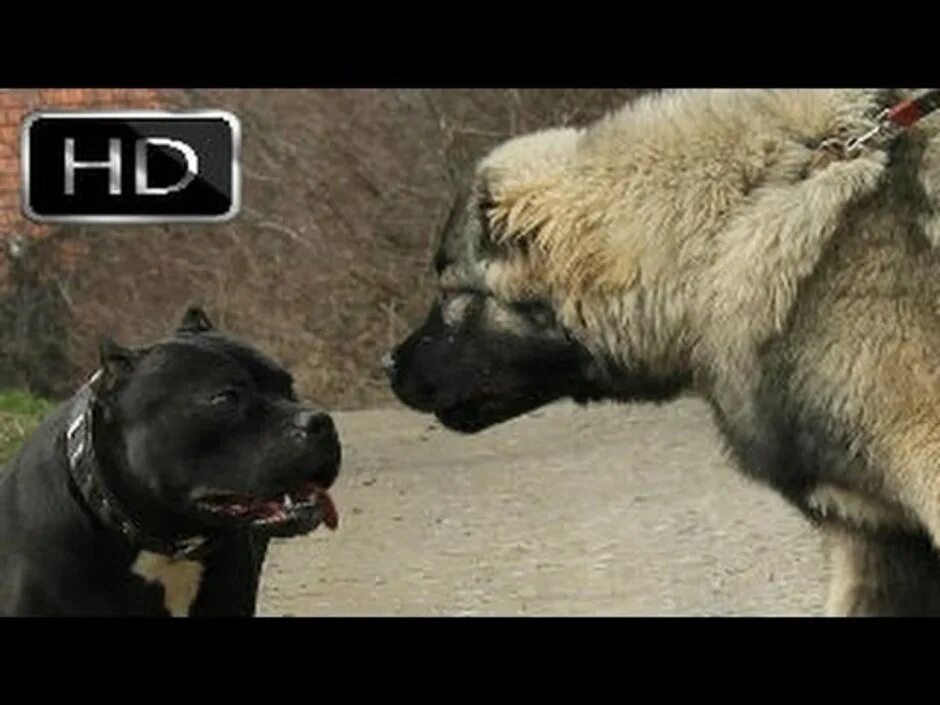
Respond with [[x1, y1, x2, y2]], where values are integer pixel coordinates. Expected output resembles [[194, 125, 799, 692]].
[[258, 399, 830, 616]]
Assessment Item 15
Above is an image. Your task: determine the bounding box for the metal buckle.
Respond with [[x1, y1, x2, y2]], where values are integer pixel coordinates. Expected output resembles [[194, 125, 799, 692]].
[[65, 411, 84, 441], [66, 412, 87, 467], [66, 373, 101, 468], [817, 109, 892, 162], [844, 108, 890, 156]]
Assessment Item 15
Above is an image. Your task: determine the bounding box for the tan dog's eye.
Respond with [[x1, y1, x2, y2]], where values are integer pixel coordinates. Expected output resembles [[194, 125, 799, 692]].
[[514, 300, 555, 328], [439, 289, 480, 327]]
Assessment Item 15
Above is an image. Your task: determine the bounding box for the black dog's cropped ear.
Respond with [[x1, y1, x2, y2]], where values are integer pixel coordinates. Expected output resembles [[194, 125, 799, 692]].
[[94, 336, 143, 391], [177, 306, 214, 334]]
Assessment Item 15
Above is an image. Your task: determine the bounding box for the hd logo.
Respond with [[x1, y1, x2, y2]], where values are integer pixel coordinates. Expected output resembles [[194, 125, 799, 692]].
[[21, 111, 241, 223]]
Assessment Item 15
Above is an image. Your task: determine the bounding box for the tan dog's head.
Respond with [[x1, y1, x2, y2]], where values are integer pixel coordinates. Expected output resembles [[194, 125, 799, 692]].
[[385, 89, 895, 433], [384, 123, 691, 433]]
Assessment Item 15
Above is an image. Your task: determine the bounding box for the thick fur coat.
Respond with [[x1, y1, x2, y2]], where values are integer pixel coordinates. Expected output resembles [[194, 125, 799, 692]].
[[389, 88, 940, 615]]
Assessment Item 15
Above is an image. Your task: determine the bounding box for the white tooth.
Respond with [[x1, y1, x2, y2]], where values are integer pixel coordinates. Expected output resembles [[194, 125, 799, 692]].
[[284, 494, 293, 510]]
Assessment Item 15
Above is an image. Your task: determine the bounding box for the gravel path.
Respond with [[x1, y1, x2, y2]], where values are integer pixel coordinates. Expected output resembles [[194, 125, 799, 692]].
[[258, 399, 829, 616]]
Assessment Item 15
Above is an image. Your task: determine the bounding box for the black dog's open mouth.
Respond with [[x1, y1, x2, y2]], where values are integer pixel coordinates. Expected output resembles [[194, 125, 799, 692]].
[[195, 482, 338, 534]]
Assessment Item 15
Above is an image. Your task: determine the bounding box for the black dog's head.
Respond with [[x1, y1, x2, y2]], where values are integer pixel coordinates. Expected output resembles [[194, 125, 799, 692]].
[[90, 307, 340, 539], [384, 128, 690, 434]]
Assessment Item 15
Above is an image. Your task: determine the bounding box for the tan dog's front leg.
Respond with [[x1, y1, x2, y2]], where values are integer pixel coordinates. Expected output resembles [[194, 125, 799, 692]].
[[824, 526, 940, 616]]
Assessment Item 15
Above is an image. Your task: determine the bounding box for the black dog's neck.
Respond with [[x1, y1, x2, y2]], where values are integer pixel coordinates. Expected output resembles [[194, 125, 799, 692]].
[[65, 377, 213, 561]]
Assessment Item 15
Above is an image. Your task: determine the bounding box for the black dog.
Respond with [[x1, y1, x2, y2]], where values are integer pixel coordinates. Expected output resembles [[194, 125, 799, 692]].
[[0, 307, 340, 616]]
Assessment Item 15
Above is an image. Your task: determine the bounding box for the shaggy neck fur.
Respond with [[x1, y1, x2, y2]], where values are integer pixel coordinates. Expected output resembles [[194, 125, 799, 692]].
[[481, 89, 935, 395]]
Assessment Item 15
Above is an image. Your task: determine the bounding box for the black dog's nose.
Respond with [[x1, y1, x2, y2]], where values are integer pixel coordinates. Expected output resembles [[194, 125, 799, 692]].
[[381, 350, 396, 378], [294, 411, 335, 437]]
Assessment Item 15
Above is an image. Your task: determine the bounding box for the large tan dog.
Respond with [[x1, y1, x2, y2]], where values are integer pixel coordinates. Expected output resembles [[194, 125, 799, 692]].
[[385, 89, 940, 616]]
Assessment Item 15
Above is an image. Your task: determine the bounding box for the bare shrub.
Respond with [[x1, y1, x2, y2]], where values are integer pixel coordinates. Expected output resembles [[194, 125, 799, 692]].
[[0, 89, 647, 408]]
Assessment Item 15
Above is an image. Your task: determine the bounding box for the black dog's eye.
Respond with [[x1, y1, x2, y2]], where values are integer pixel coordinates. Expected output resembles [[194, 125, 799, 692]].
[[208, 389, 241, 407]]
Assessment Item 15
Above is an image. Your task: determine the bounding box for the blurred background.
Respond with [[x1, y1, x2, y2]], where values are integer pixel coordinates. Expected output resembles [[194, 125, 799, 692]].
[[0, 89, 834, 615], [0, 89, 645, 409]]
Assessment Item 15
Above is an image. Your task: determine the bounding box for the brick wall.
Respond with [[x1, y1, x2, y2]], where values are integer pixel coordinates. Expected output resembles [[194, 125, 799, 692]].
[[0, 89, 171, 288]]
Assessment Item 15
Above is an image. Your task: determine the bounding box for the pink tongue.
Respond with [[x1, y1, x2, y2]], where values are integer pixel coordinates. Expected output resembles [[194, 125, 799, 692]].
[[249, 487, 339, 529], [261, 500, 284, 517], [315, 488, 339, 531]]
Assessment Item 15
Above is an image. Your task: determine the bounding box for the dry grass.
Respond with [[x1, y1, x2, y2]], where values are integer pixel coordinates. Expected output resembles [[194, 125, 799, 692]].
[[0, 390, 53, 466]]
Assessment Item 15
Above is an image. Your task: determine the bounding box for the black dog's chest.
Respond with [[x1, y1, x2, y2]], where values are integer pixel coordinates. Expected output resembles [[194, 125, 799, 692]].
[[127, 550, 205, 617], [58, 539, 198, 616]]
